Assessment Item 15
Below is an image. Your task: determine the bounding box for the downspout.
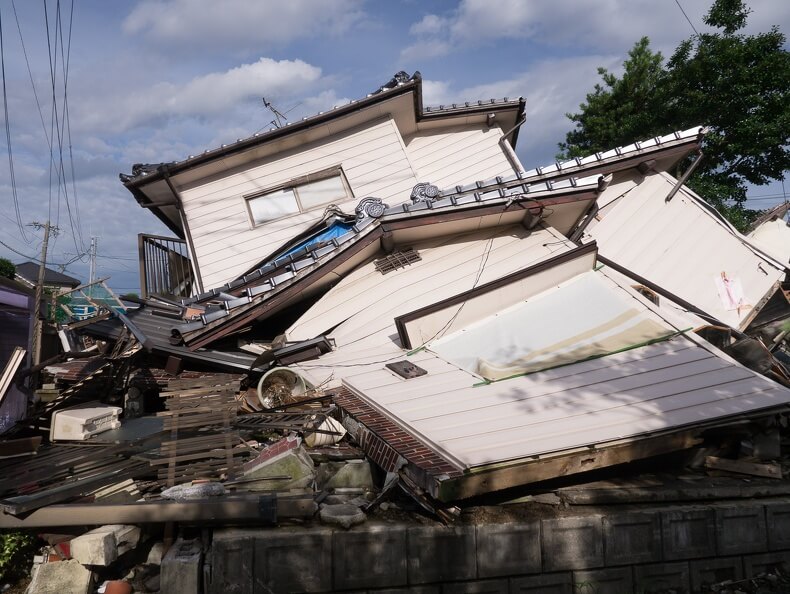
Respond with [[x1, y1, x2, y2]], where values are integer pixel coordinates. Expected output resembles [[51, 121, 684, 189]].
[[665, 149, 703, 203], [163, 171, 205, 294], [498, 111, 527, 174]]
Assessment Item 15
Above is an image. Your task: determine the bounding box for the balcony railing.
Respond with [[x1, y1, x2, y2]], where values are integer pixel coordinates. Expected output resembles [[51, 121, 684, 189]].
[[138, 234, 195, 300]]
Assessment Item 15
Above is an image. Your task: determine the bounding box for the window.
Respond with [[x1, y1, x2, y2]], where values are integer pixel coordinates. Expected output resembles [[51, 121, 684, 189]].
[[247, 170, 351, 225]]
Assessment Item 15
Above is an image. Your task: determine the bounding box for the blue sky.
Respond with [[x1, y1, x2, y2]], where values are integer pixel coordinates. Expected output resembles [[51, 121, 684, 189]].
[[0, 0, 788, 295]]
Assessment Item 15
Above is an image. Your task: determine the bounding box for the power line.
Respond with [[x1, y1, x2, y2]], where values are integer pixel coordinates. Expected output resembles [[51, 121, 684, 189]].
[[0, 6, 31, 244], [11, 0, 51, 153], [674, 0, 699, 35]]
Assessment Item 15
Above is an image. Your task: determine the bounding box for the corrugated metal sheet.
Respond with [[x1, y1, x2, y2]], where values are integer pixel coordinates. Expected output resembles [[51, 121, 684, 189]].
[[585, 172, 785, 329]]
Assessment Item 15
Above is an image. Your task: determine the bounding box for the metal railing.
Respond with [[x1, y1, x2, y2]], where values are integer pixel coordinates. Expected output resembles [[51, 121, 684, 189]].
[[138, 234, 195, 299]]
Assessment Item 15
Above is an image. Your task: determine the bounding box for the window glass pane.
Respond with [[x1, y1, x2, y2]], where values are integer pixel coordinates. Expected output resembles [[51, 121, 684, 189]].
[[249, 188, 299, 224], [296, 175, 348, 210]]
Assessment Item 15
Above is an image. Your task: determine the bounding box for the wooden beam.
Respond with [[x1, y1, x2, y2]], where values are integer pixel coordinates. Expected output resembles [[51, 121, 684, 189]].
[[0, 494, 316, 528], [435, 430, 702, 501]]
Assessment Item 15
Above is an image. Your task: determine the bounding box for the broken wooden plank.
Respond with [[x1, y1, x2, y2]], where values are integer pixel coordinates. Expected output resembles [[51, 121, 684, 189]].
[[704, 456, 783, 479]]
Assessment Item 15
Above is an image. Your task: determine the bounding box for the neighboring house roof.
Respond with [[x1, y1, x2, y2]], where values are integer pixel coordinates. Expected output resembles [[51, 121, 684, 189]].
[[120, 71, 526, 237], [747, 205, 790, 265], [584, 171, 786, 331], [14, 262, 80, 289]]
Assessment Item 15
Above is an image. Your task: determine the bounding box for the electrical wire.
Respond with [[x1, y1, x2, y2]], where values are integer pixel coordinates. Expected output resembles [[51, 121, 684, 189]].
[[674, 0, 699, 35], [0, 239, 41, 262], [11, 0, 51, 154], [0, 7, 31, 243]]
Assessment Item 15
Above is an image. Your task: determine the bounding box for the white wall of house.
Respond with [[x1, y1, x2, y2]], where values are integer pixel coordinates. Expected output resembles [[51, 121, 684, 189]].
[[180, 116, 519, 289], [404, 123, 515, 189]]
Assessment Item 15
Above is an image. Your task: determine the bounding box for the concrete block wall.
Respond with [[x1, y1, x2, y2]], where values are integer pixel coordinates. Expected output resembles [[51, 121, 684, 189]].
[[208, 499, 790, 594]]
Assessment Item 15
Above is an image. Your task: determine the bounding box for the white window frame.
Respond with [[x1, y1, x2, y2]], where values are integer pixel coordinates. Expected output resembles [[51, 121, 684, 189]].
[[245, 167, 353, 226]]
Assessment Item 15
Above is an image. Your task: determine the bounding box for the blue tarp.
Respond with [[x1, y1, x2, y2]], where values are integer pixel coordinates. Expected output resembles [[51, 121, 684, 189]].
[[281, 221, 354, 257]]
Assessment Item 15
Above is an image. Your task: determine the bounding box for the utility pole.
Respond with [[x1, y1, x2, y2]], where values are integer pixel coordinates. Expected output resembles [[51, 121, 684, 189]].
[[88, 236, 98, 296], [29, 221, 59, 370]]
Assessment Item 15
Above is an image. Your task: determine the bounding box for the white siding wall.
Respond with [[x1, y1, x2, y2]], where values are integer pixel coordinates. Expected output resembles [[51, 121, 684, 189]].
[[404, 124, 515, 189], [181, 118, 519, 289], [180, 118, 419, 288]]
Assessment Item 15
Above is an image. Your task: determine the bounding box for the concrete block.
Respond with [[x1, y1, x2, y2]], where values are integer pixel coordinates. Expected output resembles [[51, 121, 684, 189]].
[[146, 541, 165, 565], [333, 524, 407, 589], [715, 504, 767, 554], [661, 509, 716, 560], [690, 556, 743, 592], [766, 503, 790, 550], [28, 559, 93, 594], [210, 531, 253, 594], [743, 550, 790, 577], [476, 522, 541, 578], [70, 524, 141, 566], [254, 528, 333, 592], [573, 567, 633, 594], [509, 572, 573, 594], [541, 516, 604, 571], [441, 579, 508, 593], [325, 459, 375, 490], [407, 525, 476, 584], [163, 538, 203, 594], [243, 444, 315, 491], [70, 530, 115, 566], [603, 512, 661, 566], [633, 561, 690, 594]]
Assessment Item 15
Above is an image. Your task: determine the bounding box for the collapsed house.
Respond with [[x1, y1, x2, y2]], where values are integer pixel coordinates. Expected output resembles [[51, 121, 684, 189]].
[[3, 72, 790, 534], [98, 71, 790, 501]]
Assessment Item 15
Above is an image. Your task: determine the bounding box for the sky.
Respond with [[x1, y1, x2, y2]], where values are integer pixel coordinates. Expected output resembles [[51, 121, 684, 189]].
[[0, 0, 788, 295]]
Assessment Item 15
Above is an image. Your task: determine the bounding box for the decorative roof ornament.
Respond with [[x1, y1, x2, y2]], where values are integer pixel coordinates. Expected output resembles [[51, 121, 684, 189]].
[[355, 197, 388, 220], [371, 71, 421, 95], [119, 162, 168, 183], [410, 182, 439, 204]]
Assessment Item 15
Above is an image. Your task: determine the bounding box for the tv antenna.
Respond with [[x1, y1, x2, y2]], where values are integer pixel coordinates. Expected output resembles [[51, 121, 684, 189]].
[[262, 97, 288, 128]]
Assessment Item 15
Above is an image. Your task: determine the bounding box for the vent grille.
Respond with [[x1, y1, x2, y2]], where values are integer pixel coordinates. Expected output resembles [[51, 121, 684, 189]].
[[374, 249, 421, 275]]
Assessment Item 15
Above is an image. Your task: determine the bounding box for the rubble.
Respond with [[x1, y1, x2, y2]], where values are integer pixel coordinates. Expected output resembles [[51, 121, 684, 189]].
[[70, 525, 140, 567], [28, 559, 93, 594], [160, 539, 202, 594], [0, 71, 789, 589]]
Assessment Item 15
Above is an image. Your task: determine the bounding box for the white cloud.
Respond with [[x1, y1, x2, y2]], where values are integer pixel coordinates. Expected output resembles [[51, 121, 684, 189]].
[[420, 80, 452, 106], [400, 40, 452, 63], [123, 0, 366, 49], [75, 58, 323, 133], [410, 14, 449, 36], [406, 0, 790, 56], [421, 54, 620, 168]]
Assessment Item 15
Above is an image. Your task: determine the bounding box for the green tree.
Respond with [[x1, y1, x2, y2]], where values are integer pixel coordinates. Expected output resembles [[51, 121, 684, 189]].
[[0, 258, 15, 280], [560, 0, 790, 230]]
